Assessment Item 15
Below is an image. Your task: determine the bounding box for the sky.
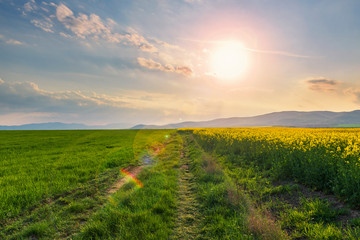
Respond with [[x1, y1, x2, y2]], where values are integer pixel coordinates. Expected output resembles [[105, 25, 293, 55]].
[[1, 0, 360, 127]]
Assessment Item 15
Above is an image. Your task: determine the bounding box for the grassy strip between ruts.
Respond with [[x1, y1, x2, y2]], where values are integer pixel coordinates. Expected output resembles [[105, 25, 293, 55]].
[[74, 133, 182, 239], [170, 133, 201, 239], [188, 130, 360, 239], [181, 132, 288, 240]]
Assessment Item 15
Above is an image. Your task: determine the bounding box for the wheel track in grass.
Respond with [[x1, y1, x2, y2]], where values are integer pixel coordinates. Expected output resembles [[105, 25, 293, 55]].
[[1, 143, 166, 239], [171, 137, 202, 240], [1, 169, 118, 239], [0, 169, 118, 229], [65, 142, 167, 239], [107, 166, 144, 194], [107, 142, 165, 195]]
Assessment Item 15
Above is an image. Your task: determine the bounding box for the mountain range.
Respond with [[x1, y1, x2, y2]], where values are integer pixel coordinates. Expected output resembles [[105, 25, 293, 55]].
[[0, 122, 132, 130], [1, 110, 360, 130], [131, 110, 360, 129]]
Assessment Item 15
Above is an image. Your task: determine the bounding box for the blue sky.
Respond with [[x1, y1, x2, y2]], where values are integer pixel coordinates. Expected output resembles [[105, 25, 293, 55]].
[[1, 0, 360, 126]]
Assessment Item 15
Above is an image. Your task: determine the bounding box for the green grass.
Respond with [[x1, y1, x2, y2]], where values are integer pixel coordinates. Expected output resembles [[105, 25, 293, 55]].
[[183, 132, 287, 240], [171, 136, 201, 239], [185, 135, 249, 239], [0, 129, 174, 239], [76, 133, 182, 239], [2, 128, 360, 239]]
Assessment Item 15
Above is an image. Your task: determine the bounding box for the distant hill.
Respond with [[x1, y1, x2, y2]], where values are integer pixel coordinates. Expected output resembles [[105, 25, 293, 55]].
[[2, 110, 360, 130], [0, 122, 132, 130], [131, 110, 360, 129]]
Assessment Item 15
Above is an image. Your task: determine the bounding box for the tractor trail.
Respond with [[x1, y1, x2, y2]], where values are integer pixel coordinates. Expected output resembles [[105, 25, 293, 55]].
[[171, 141, 201, 239]]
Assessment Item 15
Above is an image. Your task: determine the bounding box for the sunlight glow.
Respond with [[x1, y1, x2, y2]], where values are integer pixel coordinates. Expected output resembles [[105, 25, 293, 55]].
[[211, 41, 248, 80]]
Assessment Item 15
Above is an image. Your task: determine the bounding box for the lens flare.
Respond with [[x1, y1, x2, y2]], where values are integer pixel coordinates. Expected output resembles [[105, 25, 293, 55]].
[[120, 168, 144, 188]]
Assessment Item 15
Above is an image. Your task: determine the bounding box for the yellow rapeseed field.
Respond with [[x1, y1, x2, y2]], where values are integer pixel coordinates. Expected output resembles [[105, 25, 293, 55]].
[[187, 127, 360, 206]]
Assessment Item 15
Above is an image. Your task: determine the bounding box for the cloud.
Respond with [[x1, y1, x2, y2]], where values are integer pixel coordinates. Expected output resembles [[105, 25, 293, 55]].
[[137, 58, 164, 70], [0, 34, 24, 45], [245, 47, 318, 59], [139, 43, 158, 52], [56, 4, 111, 39], [21, 2, 194, 74], [22, 2, 193, 58], [0, 78, 164, 124], [344, 88, 360, 104], [31, 19, 54, 33], [151, 38, 181, 50], [306, 77, 339, 92], [55, 3, 73, 22], [0, 78, 130, 114], [122, 31, 158, 51], [137, 58, 192, 77], [0, 77, 194, 115], [0, 78, 216, 125], [182, 39, 318, 59], [59, 32, 73, 38], [6, 39, 23, 45], [53, 3, 157, 52], [23, 0, 37, 14], [175, 66, 193, 77]]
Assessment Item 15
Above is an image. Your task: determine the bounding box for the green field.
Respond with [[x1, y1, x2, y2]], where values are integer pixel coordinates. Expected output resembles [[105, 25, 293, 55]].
[[1, 129, 360, 239]]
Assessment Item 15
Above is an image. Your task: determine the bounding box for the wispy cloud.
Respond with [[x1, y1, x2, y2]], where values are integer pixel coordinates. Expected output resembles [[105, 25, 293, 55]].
[[31, 19, 54, 33], [59, 32, 73, 38], [183, 38, 318, 58], [6, 39, 24, 45], [23, 0, 37, 15], [0, 34, 24, 45], [53, 3, 160, 53], [345, 88, 360, 104], [137, 57, 192, 76], [56, 3, 112, 40], [150, 38, 181, 50], [21, 2, 197, 74], [24, 2, 160, 53], [0, 77, 200, 114], [245, 47, 318, 59], [0, 77, 217, 125], [0, 77, 130, 112], [306, 77, 339, 92]]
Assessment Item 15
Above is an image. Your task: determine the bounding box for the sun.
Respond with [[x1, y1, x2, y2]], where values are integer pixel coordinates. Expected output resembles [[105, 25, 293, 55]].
[[211, 41, 248, 80]]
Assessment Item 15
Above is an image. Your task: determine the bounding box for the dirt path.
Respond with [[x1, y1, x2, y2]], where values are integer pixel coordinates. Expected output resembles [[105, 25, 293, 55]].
[[171, 142, 201, 239]]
